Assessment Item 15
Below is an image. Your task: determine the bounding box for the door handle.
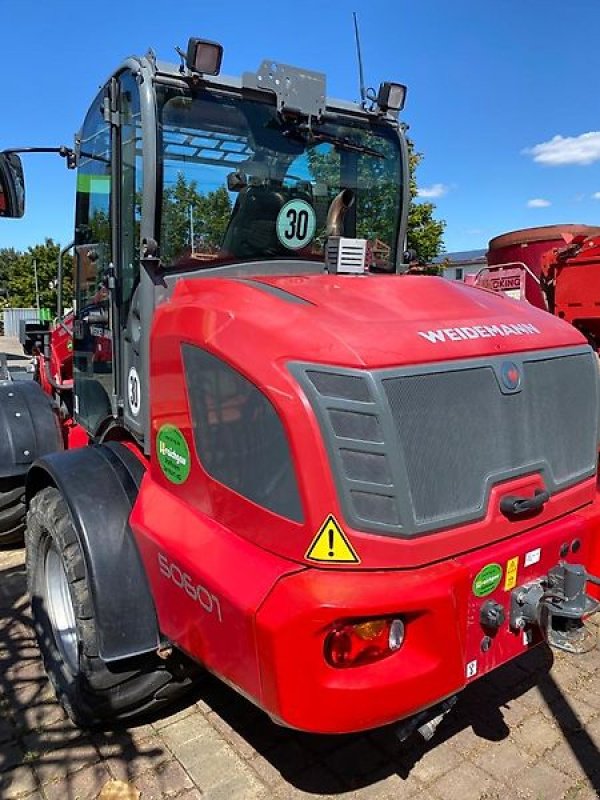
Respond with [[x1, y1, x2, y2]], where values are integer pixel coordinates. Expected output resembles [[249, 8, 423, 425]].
[[500, 488, 549, 518]]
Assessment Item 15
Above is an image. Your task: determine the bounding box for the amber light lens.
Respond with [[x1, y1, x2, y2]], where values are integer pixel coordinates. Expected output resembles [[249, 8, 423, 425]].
[[325, 618, 405, 668]]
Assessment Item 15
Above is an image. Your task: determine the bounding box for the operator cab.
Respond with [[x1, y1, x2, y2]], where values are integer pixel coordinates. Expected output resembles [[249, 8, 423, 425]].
[[1, 38, 410, 450]]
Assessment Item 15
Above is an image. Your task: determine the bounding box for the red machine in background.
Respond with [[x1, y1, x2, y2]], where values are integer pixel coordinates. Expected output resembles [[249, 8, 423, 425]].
[[475, 224, 600, 348]]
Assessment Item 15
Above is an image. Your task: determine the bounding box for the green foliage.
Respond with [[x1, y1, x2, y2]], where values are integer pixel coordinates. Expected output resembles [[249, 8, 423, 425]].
[[306, 138, 399, 265], [0, 238, 72, 312], [161, 172, 232, 264], [407, 140, 445, 265]]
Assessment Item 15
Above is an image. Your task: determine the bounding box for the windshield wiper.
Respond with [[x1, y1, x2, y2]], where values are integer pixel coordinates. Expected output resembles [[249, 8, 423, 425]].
[[281, 122, 385, 159]]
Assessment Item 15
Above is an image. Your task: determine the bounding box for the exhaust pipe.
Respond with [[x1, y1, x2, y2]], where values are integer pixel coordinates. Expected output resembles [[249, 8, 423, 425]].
[[326, 188, 355, 237]]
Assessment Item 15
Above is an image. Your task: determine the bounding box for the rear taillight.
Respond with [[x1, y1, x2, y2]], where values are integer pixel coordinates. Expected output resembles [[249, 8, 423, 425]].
[[325, 618, 405, 668]]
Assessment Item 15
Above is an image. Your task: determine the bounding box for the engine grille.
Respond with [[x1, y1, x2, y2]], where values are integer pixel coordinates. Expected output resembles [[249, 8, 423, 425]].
[[291, 347, 599, 537]]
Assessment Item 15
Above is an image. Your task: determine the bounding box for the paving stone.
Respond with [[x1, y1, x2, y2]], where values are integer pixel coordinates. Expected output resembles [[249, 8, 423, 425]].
[[444, 721, 488, 756], [206, 709, 260, 760], [511, 713, 562, 755], [0, 764, 38, 799], [43, 762, 112, 800], [258, 737, 319, 781], [547, 694, 600, 734], [395, 739, 462, 786], [93, 726, 159, 759], [563, 780, 600, 800], [496, 699, 536, 730], [201, 770, 267, 800], [22, 717, 84, 754], [473, 737, 534, 782], [152, 705, 199, 731], [132, 758, 193, 798], [550, 659, 588, 692], [174, 733, 255, 793], [160, 711, 211, 750], [247, 750, 287, 791], [0, 743, 25, 773], [103, 741, 171, 783], [429, 761, 503, 800], [348, 773, 427, 800], [512, 762, 573, 800], [548, 734, 600, 781], [11, 698, 66, 732], [0, 716, 17, 744], [176, 790, 204, 800], [32, 737, 100, 785]]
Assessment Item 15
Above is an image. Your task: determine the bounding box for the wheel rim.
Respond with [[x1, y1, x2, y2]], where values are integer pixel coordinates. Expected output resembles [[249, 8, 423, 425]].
[[44, 542, 78, 673]]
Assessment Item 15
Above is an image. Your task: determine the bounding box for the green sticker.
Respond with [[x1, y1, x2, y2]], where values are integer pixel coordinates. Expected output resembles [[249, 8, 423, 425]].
[[276, 199, 317, 250], [156, 425, 191, 484], [473, 564, 503, 597]]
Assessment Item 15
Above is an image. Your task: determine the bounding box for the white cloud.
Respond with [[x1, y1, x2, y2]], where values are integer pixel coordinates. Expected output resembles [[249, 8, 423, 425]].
[[417, 183, 449, 199], [525, 132, 600, 166], [527, 198, 551, 208], [593, 192, 600, 200]]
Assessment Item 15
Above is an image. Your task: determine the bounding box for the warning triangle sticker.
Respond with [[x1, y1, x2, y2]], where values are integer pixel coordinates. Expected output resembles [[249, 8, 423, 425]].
[[305, 515, 360, 564]]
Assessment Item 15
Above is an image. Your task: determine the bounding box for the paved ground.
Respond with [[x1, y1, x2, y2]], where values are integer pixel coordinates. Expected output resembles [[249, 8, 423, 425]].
[[0, 543, 599, 800], [1, 331, 599, 799]]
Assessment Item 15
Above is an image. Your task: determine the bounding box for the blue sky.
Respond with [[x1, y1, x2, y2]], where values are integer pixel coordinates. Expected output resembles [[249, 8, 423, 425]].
[[2, 0, 600, 254]]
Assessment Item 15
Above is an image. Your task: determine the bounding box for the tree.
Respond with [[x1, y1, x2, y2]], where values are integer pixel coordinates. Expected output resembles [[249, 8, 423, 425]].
[[161, 172, 232, 264], [407, 140, 445, 264], [307, 134, 445, 267], [0, 239, 72, 312]]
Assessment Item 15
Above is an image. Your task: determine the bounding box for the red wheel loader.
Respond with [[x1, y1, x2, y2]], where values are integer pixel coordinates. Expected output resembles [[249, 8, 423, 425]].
[[0, 39, 599, 738]]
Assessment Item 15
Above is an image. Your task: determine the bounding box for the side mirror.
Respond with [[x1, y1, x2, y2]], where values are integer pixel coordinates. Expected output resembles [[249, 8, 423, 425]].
[[0, 152, 25, 218]]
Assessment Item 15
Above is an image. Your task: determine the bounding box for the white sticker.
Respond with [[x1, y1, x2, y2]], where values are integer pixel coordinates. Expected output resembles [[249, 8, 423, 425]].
[[466, 660, 478, 679], [128, 367, 141, 417], [524, 548, 541, 568], [276, 199, 316, 250]]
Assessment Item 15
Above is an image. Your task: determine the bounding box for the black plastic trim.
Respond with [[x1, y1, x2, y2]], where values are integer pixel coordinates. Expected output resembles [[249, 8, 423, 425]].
[[26, 444, 160, 662], [0, 381, 63, 478]]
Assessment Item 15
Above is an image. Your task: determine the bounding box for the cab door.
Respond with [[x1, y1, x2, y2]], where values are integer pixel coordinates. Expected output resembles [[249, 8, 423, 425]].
[[73, 85, 115, 434]]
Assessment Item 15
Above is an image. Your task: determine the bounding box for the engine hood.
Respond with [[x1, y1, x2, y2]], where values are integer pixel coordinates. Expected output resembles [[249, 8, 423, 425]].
[[171, 272, 585, 369]]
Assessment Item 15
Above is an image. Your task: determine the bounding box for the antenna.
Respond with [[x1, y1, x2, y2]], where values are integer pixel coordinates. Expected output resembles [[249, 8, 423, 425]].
[[353, 12, 367, 108]]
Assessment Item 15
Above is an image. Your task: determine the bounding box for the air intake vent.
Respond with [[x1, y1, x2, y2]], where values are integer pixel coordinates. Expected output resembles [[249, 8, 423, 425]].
[[325, 237, 368, 274], [292, 364, 401, 531], [291, 347, 599, 538]]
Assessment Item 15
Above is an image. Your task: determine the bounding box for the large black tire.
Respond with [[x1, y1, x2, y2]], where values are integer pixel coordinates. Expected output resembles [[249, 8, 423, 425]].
[[26, 486, 199, 727], [0, 476, 26, 546]]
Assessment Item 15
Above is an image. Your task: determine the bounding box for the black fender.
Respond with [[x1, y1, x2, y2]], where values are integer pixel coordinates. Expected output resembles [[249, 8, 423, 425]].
[[0, 381, 63, 478], [26, 442, 161, 663]]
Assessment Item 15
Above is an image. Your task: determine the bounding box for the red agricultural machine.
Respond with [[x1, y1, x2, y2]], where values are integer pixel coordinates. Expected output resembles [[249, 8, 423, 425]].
[[475, 224, 600, 348], [1, 39, 599, 739]]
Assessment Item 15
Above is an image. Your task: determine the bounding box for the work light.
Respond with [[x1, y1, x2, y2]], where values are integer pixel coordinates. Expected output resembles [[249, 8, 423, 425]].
[[376, 82, 407, 115], [186, 38, 224, 76]]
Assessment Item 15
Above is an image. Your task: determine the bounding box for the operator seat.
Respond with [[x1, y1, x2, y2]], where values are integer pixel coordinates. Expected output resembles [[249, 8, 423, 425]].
[[221, 185, 312, 260]]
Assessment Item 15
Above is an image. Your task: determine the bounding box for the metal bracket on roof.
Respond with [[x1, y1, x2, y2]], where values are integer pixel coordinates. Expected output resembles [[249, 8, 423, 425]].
[[242, 60, 326, 122]]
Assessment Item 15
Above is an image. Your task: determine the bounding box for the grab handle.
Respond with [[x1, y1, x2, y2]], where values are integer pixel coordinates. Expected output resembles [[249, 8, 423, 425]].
[[500, 489, 549, 518]]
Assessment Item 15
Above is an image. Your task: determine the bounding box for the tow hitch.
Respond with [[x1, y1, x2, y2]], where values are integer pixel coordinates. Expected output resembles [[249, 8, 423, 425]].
[[510, 562, 600, 653]]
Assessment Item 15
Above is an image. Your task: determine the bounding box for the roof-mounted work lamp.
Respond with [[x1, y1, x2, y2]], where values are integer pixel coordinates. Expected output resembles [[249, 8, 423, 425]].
[[376, 82, 407, 116], [186, 38, 224, 76]]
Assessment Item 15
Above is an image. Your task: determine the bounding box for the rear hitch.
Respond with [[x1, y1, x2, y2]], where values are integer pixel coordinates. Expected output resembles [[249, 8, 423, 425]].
[[395, 696, 458, 743], [510, 562, 600, 654]]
